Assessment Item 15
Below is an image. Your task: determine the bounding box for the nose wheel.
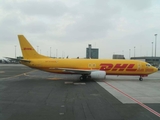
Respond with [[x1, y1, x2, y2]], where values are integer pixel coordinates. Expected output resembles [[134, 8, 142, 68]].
[[139, 76, 143, 81]]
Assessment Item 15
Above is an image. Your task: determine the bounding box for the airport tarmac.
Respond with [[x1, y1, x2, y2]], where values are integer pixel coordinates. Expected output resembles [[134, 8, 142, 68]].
[[0, 64, 160, 120]]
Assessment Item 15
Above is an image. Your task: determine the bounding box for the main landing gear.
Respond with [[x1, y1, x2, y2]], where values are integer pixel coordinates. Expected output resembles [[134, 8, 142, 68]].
[[80, 75, 91, 81], [139, 76, 143, 81]]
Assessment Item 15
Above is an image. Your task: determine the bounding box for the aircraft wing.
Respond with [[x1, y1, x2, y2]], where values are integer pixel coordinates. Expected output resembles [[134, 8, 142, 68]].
[[49, 68, 94, 74]]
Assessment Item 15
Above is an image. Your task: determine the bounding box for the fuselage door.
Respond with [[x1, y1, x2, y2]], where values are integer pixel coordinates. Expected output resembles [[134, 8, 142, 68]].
[[137, 63, 141, 70]]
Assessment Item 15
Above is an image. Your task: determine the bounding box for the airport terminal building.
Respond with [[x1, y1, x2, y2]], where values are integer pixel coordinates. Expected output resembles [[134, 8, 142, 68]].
[[131, 56, 160, 67], [113, 54, 125, 59], [86, 44, 99, 59]]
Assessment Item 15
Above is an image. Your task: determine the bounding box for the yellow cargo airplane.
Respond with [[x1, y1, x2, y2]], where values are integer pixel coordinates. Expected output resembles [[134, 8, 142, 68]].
[[18, 35, 158, 81]]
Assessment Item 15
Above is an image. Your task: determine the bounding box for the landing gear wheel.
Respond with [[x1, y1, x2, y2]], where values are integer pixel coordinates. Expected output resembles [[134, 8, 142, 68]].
[[87, 76, 91, 79], [80, 76, 84, 81], [80, 75, 87, 81], [139, 77, 143, 81]]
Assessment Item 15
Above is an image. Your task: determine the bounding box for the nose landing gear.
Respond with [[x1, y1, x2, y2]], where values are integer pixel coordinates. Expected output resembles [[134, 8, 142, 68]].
[[139, 76, 143, 81]]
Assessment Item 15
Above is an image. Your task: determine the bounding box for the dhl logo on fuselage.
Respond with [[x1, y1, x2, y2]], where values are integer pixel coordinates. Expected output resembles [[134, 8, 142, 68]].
[[100, 63, 137, 71], [23, 48, 33, 50]]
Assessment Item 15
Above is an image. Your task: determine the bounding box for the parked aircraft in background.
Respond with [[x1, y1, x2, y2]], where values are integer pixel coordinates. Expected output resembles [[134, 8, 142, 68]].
[[0, 59, 4, 64], [0, 58, 10, 64], [4, 57, 21, 64], [18, 35, 158, 81]]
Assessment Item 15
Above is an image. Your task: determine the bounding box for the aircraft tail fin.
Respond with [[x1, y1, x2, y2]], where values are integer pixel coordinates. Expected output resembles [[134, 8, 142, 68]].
[[18, 35, 48, 59]]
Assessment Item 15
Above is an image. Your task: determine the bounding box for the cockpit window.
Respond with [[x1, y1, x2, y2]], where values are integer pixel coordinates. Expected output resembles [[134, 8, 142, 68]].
[[146, 64, 151, 67]]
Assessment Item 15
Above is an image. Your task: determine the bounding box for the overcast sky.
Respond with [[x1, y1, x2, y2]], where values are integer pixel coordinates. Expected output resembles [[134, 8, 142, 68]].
[[0, 0, 160, 59]]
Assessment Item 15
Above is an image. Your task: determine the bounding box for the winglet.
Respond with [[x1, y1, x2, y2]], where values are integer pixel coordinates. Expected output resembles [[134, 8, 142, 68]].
[[18, 35, 48, 59]]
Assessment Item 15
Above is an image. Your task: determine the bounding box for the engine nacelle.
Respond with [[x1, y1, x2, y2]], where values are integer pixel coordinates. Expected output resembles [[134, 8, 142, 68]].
[[90, 71, 106, 80]]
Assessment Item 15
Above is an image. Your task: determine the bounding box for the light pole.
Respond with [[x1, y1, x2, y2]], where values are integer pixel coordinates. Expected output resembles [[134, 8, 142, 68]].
[[155, 34, 157, 57], [15, 45, 16, 58], [56, 49, 58, 58], [134, 47, 135, 57], [37, 46, 39, 53], [62, 51, 65, 58], [152, 42, 154, 65], [129, 49, 131, 59], [122, 50, 124, 55], [152, 42, 153, 57], [50, 47, 52, 57], [61, 51, 63, 58]]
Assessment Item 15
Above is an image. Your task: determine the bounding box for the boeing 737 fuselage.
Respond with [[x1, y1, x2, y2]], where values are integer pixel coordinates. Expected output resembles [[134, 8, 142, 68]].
[[18, 35, 158, 81]]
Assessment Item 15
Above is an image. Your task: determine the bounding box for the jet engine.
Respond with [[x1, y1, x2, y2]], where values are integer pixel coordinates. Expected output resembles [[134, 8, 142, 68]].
[[90, 71, 106, 79]]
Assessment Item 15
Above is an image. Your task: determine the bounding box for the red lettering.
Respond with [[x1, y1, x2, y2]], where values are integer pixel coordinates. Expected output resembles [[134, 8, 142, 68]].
[[126, 64, 136, 71], [100, 64, 113, 71], [100, 63, 137, 72], [112, 64, 128, 71]]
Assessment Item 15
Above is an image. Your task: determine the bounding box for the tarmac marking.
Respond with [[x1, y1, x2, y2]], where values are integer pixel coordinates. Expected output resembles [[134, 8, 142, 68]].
[[74, 83, 86, 85], [0, 70, 37, 80], [103, 80, 160, 117], [64, 82, 86, 85], [65, 82, 73, 84], [59, 113, 64, 115], [61, 105, 65, 107], [23, 73, 29, 76], [12, 70, 37, 78], [0, 71, 5, 73], [47, 78, 63, 80]]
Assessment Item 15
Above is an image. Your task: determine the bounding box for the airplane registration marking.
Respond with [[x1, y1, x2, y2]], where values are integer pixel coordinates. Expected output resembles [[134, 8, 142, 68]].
[[100, 63, 137, 71], [23, 48, 33, 50], [45, 60, 57, 63]]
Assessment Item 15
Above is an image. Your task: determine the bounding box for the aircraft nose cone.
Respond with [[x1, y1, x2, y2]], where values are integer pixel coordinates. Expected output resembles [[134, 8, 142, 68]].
[[154, 67, 158, 72]]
